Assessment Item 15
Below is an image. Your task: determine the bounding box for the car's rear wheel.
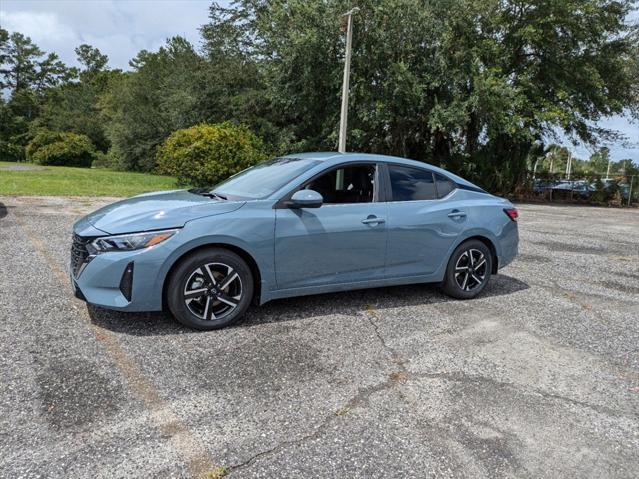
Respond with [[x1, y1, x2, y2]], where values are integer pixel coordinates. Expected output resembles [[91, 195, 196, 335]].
[[441, 240, 492, 299], [167, 248, 253, 330]]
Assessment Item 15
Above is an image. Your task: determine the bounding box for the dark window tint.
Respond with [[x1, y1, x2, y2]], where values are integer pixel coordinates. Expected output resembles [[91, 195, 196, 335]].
[[435, 173, 456, 198], [304, 164, 376, 204], [389, 165, 436, 201]]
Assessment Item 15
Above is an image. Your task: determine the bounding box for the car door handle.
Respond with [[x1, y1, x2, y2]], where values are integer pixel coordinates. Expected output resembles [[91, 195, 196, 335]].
[[362, 216, 385, 225], [447, 210, 467, 218]]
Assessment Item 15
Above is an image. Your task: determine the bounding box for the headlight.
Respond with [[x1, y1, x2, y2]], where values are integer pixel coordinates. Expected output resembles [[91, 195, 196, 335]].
[[88, 229, 179, 254]]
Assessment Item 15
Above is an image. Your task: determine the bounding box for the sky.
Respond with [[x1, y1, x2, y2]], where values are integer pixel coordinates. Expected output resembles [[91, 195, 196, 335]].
[[1, 0, 637, 163]]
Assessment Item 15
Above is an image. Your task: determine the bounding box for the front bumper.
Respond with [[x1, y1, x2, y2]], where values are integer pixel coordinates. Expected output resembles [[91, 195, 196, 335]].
[[70, 243, 168, 312], [70, 274, 86, 301]]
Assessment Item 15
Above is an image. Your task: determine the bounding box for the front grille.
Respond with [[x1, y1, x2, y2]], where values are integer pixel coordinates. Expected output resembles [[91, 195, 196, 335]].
[[71, 233, 93, 277]]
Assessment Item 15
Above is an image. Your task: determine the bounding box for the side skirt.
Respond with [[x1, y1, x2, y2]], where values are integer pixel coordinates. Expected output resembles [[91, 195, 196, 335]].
[[260, 272, 445, 304]]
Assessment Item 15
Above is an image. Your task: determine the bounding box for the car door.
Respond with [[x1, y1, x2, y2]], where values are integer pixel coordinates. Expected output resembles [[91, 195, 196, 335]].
[[384, 164, 465, 278], [274, 162, 388, 290]]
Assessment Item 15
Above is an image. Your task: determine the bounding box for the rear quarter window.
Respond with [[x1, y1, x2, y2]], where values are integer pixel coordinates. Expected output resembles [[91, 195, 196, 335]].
[[435, 173, 456, 198]]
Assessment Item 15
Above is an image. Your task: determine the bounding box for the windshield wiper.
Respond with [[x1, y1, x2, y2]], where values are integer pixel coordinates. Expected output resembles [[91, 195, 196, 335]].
[[188, 188, 227, 200], [210, 191, 227, 200]]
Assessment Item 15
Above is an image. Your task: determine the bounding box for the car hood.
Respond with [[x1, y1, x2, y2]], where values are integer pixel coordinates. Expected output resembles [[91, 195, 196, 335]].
[[76, 189, 246, 235]]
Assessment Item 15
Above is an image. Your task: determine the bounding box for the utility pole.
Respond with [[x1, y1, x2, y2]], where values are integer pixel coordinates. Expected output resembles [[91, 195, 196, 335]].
[[566, 152, 572, 180], [338, 7, 359, 153], [605, 159, 611, 180]]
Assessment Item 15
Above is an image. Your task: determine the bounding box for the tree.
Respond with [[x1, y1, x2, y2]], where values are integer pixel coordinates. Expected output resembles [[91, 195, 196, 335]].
[[0, 30, 68, 94], [614, 159, 639, 177], [34, 45, 115, 152], [200, 0, 639, 193], [537, 144, 568, 175], [199, 3, 285, 150], [102, 37, 206, 171], [75, 44, 109, 77], [0, 96, 25, 161], [588, 147, 611, 175], [0, 29, 71, 149]]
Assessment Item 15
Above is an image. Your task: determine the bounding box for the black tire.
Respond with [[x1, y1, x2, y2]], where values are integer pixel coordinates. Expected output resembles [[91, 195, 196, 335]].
[[167, 248, 253, 330], [441, 240, 492, 299]]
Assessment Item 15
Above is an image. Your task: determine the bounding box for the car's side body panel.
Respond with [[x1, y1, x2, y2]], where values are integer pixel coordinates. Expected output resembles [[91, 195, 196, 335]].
[[150, 200, 278, 307], [274, 202, 388, 289], [385, 190, 466, 278], [263, 199, 518, 304]]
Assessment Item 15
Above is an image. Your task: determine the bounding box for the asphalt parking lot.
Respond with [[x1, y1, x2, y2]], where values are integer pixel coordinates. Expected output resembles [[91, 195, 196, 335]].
[[1, 196, 638, 478]]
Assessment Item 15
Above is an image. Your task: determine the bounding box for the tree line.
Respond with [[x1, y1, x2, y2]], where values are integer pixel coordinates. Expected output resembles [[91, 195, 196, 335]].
[[1, 0, 638, 193]]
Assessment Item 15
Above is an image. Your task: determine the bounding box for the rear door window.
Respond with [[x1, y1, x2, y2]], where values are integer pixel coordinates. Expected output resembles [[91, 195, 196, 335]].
[[388, 165, 437, 201]]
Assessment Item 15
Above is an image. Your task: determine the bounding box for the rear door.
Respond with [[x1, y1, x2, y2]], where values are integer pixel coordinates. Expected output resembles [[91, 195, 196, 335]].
[[384, 164, 465, 278], [274, 163, 387, 290]]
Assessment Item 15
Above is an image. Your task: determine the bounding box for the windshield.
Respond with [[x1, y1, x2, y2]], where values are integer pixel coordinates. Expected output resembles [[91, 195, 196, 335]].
[[211, 157, 320, 199]]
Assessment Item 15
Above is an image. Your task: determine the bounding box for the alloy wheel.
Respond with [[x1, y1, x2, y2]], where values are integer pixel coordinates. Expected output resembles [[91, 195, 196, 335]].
[[454, 248, 488, 292], [183, 262, 242, 320]]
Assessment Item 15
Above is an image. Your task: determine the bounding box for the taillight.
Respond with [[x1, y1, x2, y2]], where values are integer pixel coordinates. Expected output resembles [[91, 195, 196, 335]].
[[504, 208, 518, 221]]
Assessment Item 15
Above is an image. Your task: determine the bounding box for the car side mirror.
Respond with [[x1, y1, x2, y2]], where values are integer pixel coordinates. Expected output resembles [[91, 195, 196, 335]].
[[287, 189, 323, 209]]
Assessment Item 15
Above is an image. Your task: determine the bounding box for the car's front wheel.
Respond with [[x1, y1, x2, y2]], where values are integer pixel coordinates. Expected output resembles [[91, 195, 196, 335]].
[[441, 240, 492, 299], [167, 248, 253, 330]]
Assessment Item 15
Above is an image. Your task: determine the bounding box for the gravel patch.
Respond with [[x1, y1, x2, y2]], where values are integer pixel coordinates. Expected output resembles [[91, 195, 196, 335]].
[[0, 164, 48, 171]]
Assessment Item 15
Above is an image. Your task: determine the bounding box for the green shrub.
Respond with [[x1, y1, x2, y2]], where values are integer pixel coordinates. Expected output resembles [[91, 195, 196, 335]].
[[156, 123, 269, 187], [590, 178, 606, 203], [25, 130, 61, 161], [26, 130, 96, 167], [0, 140, 25, 162], [91, 150, 120, 169]]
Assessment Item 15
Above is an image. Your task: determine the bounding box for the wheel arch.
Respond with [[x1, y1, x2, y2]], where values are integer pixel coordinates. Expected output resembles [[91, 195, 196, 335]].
[[462, 235, 499, 274], [161, 243, 263, 309]]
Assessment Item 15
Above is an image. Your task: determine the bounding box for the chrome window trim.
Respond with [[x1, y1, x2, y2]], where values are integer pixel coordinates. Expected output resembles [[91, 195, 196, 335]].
[[384, 187, 459, 205]]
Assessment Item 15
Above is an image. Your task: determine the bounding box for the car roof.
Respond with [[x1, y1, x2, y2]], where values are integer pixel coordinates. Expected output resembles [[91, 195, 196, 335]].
[[281, 151, 482, 191]]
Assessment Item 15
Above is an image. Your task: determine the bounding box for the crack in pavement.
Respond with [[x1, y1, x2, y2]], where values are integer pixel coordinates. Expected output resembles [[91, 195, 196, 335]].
[[226, 304, 410, 475], [408, 371, 637, 421], [227, 296, 636, 475], [364, 304, 409, 375]]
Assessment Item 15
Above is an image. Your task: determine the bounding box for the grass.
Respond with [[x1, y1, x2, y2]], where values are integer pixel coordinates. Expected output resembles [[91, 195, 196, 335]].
[[205, 466, 228, 478], [335, 405, 352, 416], [0, 161, 180, 197]]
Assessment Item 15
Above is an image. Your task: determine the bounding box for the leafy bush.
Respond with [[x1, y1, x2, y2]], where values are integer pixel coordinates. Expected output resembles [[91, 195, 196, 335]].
[[0, 140, 25, 162], [92, 150, 120, 169], [26, 130, 96, 167], [25, 130, 59, 160], [156, 123, 269, 187], [590, 178, 606, 203]]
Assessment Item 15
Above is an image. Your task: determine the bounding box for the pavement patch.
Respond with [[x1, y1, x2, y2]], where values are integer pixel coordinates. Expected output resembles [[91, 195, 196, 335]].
[[37, 359, 125, 430]]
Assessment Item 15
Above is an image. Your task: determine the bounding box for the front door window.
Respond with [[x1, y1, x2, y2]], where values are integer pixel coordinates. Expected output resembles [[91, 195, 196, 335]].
[[304, 164, 376, 204]]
